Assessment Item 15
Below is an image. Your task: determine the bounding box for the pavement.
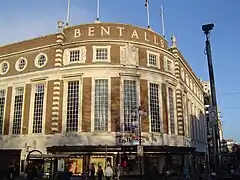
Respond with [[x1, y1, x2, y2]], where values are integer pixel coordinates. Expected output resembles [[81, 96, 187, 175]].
[[13, 174, 239, 180]]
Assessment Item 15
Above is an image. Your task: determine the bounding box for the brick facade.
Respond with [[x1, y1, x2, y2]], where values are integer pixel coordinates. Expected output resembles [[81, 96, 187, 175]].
[[0, 23, 205, 151]]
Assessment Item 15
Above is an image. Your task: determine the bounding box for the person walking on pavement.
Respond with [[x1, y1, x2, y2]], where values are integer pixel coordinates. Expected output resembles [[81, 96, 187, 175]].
[[97, 165, 104, 180], [105, 164, 113, 180]]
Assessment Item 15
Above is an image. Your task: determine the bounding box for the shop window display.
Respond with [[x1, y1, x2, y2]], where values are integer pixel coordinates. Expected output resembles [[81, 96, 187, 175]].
[[90, 156, 113, 174], [68, 158, 83, 175]]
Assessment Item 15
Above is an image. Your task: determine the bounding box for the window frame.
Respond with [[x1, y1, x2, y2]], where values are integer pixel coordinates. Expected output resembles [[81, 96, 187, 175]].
[[186, 74, 189, 86], [0, 88, 7, 136], [190, 79, 193, 90], [28, 81, 47, 134], [0, 61, 10, 75], [92, 45, 111, 63], [35, 53, 48, 68], [180, 68, 185, 80], [15, 57, 27, 72], [163, 56, 174, 74], [62, 76, 83, 133], [63, 46, 86, 65], [146, 50, 160, 68], [91, 77, 111, 132], [9, 85, 25, 135], [167, 85, 177, 135], [148, 81, 163, 133], [119, 74, 140, 133]]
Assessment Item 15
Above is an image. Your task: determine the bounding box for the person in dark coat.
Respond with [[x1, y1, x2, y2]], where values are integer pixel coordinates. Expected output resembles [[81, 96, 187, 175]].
[[90, 163, 96, 180], [97, 165, 104, 180]]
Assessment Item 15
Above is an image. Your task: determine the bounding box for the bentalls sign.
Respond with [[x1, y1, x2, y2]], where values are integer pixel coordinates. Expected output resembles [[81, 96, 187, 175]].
[[70, 23, 166, 49]]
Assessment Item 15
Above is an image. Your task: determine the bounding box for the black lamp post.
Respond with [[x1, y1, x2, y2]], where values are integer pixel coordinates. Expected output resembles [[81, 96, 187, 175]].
[[202, 23, 220, 175], [131, 106, 147, 180]]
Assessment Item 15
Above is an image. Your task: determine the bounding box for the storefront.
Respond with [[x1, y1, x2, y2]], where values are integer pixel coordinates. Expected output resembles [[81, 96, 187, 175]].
[[43, 145, 195, 177]]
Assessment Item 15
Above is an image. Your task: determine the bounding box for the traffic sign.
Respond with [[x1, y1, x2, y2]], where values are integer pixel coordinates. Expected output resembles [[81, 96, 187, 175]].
[[137, 145, 144, 156]]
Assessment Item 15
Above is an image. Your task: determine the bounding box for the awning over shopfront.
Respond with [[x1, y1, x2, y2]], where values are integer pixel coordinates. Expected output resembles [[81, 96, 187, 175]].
[[46, 145, 195, 154], [28, 154, 71, 159]]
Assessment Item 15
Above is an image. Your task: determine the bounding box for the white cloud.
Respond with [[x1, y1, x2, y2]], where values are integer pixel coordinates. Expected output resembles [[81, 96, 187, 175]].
[[0, 7, 94, 45]]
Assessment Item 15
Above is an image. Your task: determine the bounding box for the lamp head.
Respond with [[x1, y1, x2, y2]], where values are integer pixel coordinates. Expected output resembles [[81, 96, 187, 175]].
[[202, 23, 214, 34]]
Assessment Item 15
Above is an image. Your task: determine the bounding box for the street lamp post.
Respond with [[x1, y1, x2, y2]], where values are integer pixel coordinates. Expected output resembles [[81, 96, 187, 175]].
[[202, 23, 220, 175], [132, 106, 147, 180]]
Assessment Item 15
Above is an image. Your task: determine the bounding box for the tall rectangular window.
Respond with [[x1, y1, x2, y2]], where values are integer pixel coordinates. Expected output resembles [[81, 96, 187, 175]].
[[192, 104, 196, 139], [187, 99, 190, 137], [183, 96, 189, 136], [32, 84, 45, 133], [12, 87, 24, 134], [94, 79, 109, 131], [0, 90, 6, 135], [168, 87, 175, 134], [123, 80, 137, 132], [66, 81, 79, 132], [149, 83, 160, 132]]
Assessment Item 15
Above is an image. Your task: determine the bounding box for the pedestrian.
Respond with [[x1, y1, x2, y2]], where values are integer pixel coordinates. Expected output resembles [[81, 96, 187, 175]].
[[90, 163, 95, 180], [105, 164, 113, 180], [183, 165, 190, 180], [97, 165, 104, 180], [9, 164, 14, 180]]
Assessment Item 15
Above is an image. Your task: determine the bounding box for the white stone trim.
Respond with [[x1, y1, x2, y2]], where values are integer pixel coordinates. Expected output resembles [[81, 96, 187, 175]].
[[0, 64, 176, 85], [35, 53, 48, 68], [15, 57, 28, 72], [0, 60, 10, 75], [147, 81, 163, 133], [28, 81, 48, 134], [119, 74, 141, 129], [63, 46, 86, 65], [9, 85, 26, 135], [91, 77, 111, 132], [92, 45, 111, 62], [62, 77, 83, 133], [146, 50, 160, 69]]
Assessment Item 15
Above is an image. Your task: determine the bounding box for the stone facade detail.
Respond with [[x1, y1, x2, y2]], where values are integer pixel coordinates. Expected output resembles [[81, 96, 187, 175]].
[[51, 80, 61, 132], [176, 89, 184, 135], [120, 45, 127, 64], [120, 43, 139, 66], [80, 47, 87, 63], [55, 33, 64, 67], [175, 61, 180, 79]]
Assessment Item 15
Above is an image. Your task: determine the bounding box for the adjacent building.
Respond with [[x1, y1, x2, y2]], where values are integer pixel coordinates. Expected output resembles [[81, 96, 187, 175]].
[[0, 21, 207, 175]]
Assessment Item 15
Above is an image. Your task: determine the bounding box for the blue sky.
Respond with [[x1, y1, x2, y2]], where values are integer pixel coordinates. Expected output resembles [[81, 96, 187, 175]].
[[0, 0, 239, 141]]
